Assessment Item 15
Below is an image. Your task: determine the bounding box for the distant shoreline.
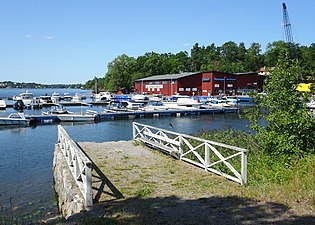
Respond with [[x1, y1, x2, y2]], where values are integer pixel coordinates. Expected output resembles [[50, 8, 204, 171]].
[[0, 81, 83, 89]]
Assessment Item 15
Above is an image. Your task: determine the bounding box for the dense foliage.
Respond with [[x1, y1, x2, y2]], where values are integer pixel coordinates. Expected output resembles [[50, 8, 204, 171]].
[[84, 40, 315, 91], [245, 50, 315, 157]]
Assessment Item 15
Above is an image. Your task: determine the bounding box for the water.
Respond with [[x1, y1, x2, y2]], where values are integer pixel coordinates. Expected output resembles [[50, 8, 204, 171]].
[[0, 88, 251, 222], [0, 88, 92, 99]]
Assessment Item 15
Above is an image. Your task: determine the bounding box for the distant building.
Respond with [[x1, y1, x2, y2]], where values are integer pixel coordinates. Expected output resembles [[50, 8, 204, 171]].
[[134, 71, 265, 96]]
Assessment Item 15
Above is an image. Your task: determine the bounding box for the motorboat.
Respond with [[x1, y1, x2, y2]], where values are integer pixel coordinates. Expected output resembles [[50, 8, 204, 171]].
[[51, 92, 61, 103], [306, 100, 315, 109], [143, 100, 169, 111], [12, 90, 34, 106], [57, 113, 97, 122], [62, 93, 73, 101], [131, 94, 149, 102], [163, 95, 202, 109], [0, 112, 30, 125], [0, 98, 6, 110], [43, 105, 97, 122], [222, 96, 240, 106], [121, 100, 144, 111], [72, 93, 87, 101], [42, 105, 71, 115], [202, 97, 230, 108], [94, 92, 114, 101], [39, 95, 53, 104], [149, 94, 163, 101]]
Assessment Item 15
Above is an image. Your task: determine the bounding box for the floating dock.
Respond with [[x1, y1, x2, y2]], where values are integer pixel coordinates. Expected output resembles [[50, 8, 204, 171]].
[[29, 107, 239, 124]]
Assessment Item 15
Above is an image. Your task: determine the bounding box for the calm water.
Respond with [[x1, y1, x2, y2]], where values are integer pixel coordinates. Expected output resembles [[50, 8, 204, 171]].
[[0, 89, 251, 222]]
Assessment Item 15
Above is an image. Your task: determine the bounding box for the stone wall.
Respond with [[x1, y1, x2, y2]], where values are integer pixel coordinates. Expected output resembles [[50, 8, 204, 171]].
[[53, 144, 87, 218]]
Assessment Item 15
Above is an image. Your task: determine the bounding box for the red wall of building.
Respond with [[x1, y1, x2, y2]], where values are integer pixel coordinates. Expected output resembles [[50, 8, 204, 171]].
[[134, 71, 265, 97], [177, 73, 202, 96]]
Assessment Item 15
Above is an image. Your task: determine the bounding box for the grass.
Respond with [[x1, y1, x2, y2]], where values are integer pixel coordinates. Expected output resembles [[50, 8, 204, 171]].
[[197, 129, 315, 211]]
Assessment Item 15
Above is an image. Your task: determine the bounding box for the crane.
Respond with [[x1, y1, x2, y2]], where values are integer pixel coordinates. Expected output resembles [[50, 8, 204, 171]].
[[282, 2, 294, 44]]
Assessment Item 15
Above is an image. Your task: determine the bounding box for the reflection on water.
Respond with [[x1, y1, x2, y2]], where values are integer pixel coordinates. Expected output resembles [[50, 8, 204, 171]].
[[0, 111, 250, 222]]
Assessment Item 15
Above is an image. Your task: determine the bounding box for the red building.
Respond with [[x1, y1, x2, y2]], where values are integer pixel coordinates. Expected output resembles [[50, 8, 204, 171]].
[[134, 71, 265, 96]]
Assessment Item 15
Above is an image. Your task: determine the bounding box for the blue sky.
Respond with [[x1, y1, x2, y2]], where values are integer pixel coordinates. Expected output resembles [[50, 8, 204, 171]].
[[0, 0, 313, 84]]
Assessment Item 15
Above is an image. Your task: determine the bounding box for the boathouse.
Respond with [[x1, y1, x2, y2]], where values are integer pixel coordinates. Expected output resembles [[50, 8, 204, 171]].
[[134, 71, 265, 96]]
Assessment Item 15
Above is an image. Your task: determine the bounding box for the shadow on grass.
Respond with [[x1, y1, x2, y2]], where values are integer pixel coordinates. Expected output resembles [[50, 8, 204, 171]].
[[66, 195, 315, 225]]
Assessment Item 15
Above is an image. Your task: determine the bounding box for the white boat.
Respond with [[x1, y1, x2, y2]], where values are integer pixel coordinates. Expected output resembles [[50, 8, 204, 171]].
[[222, 96, 240, 106], [163, 95, 202, 109], [0, 112, 30, 125], [149, 94, 163, 101], [42, 105, 71, 115], [39, 95, 53, 104], [120, 101, 144, 110], [94, 92, 114, 101], [201, 101, 230, 109], [131, 94, 149, 102], [62, 93, 73, 101], [72, 93, 86, 102], [51, 92, 61, 103], [306, 100, 315, 109], [0, 98, 6, 110], [57, 113, 96, 122], [144, 101, 169, 111], [12, 90, 34, 106]]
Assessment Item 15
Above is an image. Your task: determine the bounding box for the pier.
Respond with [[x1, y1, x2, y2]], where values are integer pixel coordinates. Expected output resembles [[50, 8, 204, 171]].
[[54, 122, 247, 219], [27, 107, 239, 124]]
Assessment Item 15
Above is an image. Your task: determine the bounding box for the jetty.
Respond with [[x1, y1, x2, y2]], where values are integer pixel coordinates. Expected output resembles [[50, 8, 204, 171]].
[[53, 122, 247, 222], [26, 106, 239, 125]]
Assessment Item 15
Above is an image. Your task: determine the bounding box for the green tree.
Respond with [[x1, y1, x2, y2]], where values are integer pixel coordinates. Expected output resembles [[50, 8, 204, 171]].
[[191, 43, 206, 71], [104, 54, 136, 91], [246, 51, 315, 157], [244, 42, 264, 72], [169, 51, 191, 73], [201, 43, 221, 71], [83, 77, 106, 92]]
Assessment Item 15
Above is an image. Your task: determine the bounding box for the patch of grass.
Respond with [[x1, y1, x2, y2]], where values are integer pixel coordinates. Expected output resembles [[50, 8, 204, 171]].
[[134, 187, 153, 198], [121, 155, 129, 160]]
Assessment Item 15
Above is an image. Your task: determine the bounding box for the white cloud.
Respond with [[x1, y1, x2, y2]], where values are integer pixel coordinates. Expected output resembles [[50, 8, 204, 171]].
[[182, 43, 190, 47], [24, 34, 32, 38], [42, 35, 55, 40]]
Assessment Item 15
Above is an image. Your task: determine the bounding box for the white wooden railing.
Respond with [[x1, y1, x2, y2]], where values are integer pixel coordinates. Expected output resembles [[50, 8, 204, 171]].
[[132, 122, 247, 185], [57, 125, 93, 207]]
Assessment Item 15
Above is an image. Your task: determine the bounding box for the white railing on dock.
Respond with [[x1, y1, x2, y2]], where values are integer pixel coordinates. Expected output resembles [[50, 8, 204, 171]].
[[57, 125, 93, 207], [132, 122, 247, 185]]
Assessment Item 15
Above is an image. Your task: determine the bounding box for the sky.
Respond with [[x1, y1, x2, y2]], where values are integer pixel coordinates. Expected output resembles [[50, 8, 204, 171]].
[[0, 0, 314, 84]]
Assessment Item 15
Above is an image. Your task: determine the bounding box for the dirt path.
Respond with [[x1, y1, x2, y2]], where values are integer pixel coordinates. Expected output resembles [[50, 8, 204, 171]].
[[73, 140, 315, 225]]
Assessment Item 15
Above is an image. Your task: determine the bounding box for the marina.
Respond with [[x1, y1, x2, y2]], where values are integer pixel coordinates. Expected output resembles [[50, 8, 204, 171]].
[[0, 88, 252, 222], [0, 89, 241, 126]]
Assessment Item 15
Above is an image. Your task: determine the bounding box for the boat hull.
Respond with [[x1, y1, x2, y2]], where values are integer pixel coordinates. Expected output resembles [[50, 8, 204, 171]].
[[0, 118, 29, 125], [57, 114, 96, 122]]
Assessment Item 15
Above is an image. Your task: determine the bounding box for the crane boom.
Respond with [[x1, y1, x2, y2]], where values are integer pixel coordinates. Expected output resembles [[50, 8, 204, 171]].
[[282, 2, 294, 43]]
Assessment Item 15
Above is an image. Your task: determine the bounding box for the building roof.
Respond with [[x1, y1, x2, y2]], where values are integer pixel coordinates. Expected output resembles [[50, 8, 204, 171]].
[[135, 72, 200, 81], [235, 72, 258, 75]]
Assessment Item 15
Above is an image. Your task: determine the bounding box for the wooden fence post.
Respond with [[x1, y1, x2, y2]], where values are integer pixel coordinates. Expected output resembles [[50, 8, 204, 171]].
[[204, 143, 210, 171], [241, 151, 247, 185], [85, 162, 93, 207]]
